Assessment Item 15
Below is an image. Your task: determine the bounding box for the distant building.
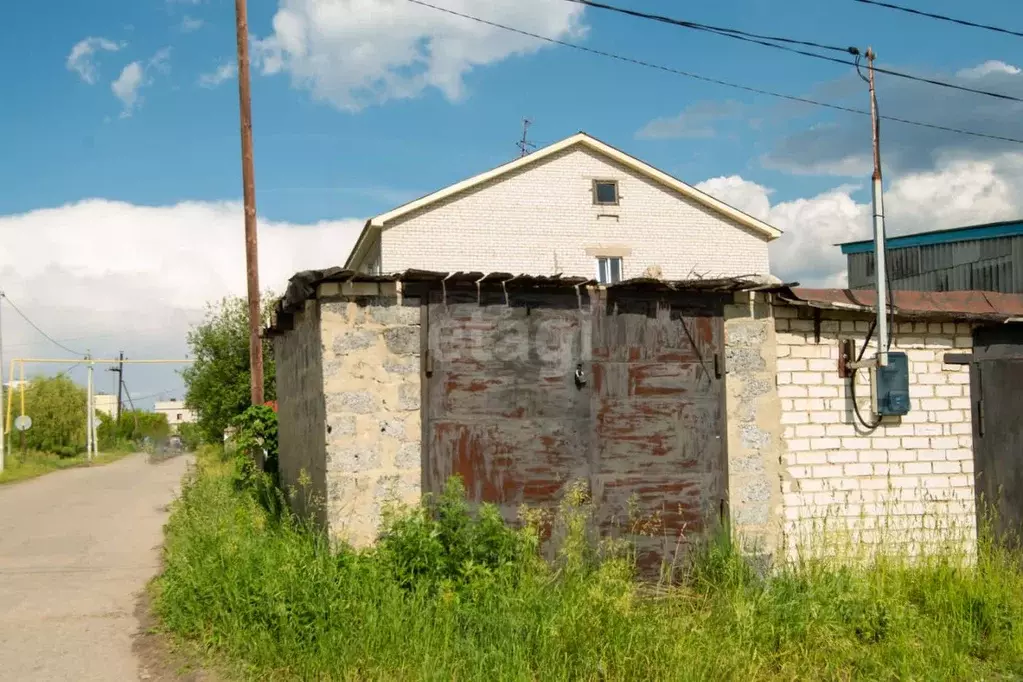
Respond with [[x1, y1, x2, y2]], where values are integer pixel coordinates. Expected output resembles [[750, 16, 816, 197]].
[[841, 219, 1023, 293], [94, 394, 118, 418], [154, 399, 196, 433]]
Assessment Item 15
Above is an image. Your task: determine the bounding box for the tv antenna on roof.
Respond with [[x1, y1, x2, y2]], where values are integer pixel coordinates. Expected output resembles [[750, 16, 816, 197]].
[[517, 118, 536, 158]]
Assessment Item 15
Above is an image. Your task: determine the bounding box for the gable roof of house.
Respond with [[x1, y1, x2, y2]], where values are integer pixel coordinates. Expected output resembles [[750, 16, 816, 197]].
[[344, 132, 782, 268]]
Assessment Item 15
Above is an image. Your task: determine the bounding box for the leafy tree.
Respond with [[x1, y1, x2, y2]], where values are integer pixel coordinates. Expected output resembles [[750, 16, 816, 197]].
[[21, 375, 88, 457], [97, 410, 171, 450], [182, 295, 276, 443]]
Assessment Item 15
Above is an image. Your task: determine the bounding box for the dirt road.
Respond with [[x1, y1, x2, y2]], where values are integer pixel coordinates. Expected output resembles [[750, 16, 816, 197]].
[[0, 453, 190, 681]]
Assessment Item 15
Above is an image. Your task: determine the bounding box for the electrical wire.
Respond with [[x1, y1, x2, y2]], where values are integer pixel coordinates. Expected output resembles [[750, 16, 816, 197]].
[[0, 294, 86, 358], [405, 0, 1023, 145], [565, 0, 1023, 103], [852, 0, 1023, 39], [563, 0, 854, 54], [850, 320, 882, 430], [56, 363, 82, 380]]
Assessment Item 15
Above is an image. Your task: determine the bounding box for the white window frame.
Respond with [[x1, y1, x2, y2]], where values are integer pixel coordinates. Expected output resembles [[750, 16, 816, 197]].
[[596, 256, 623, 285]]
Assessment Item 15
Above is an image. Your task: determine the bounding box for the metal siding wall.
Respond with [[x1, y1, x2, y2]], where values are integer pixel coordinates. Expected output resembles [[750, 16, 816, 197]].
[[846, 236, 1022, 293]]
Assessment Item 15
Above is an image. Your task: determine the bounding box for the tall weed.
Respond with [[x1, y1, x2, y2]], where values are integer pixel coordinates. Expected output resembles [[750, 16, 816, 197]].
[[155, 458, 1023, 681]]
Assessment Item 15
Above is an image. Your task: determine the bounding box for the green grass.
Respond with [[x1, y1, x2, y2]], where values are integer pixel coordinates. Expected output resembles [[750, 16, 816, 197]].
[[154, 450, 1023, 681], [0, 448, 134, 485]]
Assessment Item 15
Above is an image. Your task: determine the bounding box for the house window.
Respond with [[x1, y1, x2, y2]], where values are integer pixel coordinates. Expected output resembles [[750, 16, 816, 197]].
[[176, 413, 182, 421], [593, 180, 619, 206], [596, 257, 623, 285]]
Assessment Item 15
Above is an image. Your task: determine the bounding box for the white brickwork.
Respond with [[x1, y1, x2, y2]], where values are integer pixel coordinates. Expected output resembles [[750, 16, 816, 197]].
[[377, 146, 771, 280], [774, 306, 976, 559]]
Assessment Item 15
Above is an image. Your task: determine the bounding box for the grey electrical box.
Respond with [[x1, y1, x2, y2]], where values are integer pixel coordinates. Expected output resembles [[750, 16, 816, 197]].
[[876, 351, 911, 416]]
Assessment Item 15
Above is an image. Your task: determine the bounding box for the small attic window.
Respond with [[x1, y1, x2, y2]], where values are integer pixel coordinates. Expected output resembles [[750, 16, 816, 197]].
[[593, 180, 619, 206]]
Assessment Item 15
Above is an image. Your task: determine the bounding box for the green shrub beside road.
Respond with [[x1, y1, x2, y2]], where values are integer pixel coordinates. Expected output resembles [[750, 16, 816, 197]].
[[155, 450, 1023, 681]]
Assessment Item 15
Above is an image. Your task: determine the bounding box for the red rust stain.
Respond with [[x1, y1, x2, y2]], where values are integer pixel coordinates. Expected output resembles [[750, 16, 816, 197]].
[[466, 379, 497, 392]]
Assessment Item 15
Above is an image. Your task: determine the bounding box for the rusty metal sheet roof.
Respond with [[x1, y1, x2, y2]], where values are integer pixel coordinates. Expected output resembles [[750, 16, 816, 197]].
[[778, 287, 1023, 322], [270, 267, 780, 333]]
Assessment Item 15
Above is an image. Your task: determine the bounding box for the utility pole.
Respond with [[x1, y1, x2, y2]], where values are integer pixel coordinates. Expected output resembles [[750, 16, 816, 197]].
[[0, 291, 5, 474], [517, 118, 536, 158], [234, 0, 265, 407], [107, 351, 124, 422], [86, 355, 94, 460], [865, 47, 889, 367]]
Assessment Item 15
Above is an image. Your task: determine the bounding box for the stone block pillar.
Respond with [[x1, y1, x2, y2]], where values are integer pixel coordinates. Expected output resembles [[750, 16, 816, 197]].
[[316, 284, 423, 546], [724, 291, 785, 565]]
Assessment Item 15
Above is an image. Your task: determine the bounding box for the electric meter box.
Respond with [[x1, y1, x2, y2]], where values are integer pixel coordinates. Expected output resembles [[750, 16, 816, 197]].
[[876, 351, 911, 417]]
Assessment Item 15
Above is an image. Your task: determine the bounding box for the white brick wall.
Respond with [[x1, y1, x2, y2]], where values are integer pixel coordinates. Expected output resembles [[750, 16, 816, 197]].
[[377, 145, 771, 280], [775, 308, 976, 559]]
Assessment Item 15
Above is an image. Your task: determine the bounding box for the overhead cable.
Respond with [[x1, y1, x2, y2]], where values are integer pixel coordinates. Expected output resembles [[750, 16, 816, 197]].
[[852, 0, 1023, 39], [564, 0, 1023, 103], [0, 294, 86, 357], [405, 0, 1023, 145]]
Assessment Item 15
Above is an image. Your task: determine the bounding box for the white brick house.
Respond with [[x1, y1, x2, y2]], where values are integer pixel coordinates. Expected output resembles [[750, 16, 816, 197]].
[[345, 133, 782, 282]]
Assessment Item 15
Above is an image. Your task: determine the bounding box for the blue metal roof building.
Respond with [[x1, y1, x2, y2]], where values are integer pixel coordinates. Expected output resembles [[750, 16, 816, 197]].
[[840, 219, 1023, 293]]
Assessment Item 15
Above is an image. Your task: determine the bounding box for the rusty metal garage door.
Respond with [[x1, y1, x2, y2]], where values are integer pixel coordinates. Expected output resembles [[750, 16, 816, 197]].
[[423, 286, 727, 568]]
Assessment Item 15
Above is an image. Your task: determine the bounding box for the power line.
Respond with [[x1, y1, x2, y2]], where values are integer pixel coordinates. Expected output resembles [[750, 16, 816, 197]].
[[0, 294, 85, 357], [564, 0, 1023, 103], [565, 0, 855, 54], [405, 0, 1023, 145], [852, 0, 1023, 39]]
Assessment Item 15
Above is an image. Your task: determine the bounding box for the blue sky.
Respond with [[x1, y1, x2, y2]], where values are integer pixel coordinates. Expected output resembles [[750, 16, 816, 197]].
[[1, 0, 1022, 401], [4, 0, 1021, 221]]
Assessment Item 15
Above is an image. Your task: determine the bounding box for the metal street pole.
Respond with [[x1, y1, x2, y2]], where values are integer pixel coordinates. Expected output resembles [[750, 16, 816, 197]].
[[866, 47, 889, 367], [234, 0, 265, 407], [86, 357, 93, 460]]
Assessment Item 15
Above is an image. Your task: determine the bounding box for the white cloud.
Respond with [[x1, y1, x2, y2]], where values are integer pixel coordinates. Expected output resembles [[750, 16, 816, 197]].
[[637, 101, 743, 140], [0, 200, 363, 401], [112, 62, 144, 116], [703, 152, 1023, 287], [695, 175, 773, 220], [253, 0, 586, 111], [181, 15, 205, 31], [67, 37, 123, 84], [198, 62, 237, 88], [110, 48, 172, 117], [957, 60, 1021, 79]]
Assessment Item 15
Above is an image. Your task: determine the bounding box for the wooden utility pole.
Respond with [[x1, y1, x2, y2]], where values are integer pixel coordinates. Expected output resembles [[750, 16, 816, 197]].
[[234, 0, 265, 406]]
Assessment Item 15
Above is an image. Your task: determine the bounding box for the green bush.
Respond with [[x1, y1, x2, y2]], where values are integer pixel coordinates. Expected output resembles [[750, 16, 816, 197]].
[[177, 422, 204, 451], [378, 477, 536, 591], [154, 462, 1023, 681], [96, 410, 170, 451]]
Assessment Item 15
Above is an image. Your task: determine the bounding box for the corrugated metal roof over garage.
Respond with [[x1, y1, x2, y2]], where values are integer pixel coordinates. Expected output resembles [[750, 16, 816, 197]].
[[777, 287, 1023, 322]]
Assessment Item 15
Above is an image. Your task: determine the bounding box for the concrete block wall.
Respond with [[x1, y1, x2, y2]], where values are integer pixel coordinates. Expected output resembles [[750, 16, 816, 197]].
[[774, 305, 976, 559], [724, 292, 785, 563], [316, 284, 423, 547], [273, 298, 327, 523]]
